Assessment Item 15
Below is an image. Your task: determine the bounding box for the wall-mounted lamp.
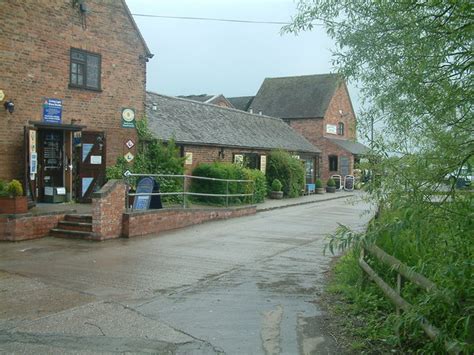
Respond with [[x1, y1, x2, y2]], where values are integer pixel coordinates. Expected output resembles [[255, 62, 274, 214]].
[[218, 147, 225, 159], [4, 99, 14, 114]]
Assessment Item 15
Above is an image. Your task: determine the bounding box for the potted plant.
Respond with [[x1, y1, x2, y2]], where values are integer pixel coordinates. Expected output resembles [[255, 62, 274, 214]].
[[315, 179, 325, 194], [0, 179, 28, 214], [270, 179, 283, 199], [326, 178, 336, 193]]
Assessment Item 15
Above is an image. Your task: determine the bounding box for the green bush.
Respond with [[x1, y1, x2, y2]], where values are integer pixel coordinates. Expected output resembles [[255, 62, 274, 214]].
[[7, 180, 23, 197], [327, 178, 336, 187], [266, 150, 305, 198], [0, 180, 8, 197], [190, 162, 265, 205], [271, 179, 282, 192], [315, 179, 323, 188]]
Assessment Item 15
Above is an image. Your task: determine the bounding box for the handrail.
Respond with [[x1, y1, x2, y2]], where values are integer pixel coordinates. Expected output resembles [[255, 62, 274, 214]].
[[359, 245, 459, 353], [124, 173, 255, 211]]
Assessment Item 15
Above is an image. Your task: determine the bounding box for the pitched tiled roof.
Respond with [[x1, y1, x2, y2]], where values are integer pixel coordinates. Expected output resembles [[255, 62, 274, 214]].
[[178, 94, 214, 103], [227, 96, 255, 111], [146, 92, 320, 154], [250, 74, 342, 119], [326, 137, 370, 155]]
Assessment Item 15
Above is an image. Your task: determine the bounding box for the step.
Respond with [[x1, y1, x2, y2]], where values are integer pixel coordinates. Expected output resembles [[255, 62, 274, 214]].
[[57, 220, 93, 232], [64, 214, 92, 223], [50, 228, 95, 240]]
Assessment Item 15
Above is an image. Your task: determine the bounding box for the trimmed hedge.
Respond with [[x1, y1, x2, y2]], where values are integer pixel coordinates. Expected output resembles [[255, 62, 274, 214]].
[[190, 162, 266, 205], [266, 150, 305, 198]]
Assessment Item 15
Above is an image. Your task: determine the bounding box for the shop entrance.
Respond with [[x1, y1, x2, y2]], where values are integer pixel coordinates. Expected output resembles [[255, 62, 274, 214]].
[[24, 122, 85, 203]]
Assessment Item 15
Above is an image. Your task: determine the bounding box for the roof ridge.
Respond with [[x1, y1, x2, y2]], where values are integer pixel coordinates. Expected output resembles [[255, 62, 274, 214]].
[[263, 73, 340, 81], [146, 91, 284, 122]]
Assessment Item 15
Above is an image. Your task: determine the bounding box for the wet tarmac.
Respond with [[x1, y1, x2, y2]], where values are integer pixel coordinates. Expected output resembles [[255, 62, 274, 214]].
[[0, 194, 374, 354]]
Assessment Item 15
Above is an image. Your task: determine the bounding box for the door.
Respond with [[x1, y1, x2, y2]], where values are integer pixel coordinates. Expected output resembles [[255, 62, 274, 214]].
[[76, 131, 106, 203], [38, 130, 64, 202]]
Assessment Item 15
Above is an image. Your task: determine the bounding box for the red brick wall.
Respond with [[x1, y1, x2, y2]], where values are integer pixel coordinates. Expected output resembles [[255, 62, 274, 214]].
[[288, 82, 357, 181], [0, 212, 67, 241], [0, 0, 148, 181], [122, 206, 256, 238], [91, 179, 126, 240]]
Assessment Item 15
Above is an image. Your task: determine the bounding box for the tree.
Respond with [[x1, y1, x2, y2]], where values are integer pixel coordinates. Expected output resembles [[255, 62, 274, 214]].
[[284, 1, 472, 189], [284, 2, 473, 352]]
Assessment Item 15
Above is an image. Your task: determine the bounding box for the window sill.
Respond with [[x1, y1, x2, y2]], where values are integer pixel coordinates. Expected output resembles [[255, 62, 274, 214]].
[[68, 84, 102, 93]]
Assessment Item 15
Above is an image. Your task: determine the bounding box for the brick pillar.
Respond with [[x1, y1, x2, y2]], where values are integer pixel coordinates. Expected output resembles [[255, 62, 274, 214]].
[[91, 180, 126, 240]]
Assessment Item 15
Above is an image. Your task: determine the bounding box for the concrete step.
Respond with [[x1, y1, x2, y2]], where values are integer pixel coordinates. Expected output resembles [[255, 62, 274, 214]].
[[64, 214, 92, 223], [57, 220, 93, 232], [50, 228, 95, 240]]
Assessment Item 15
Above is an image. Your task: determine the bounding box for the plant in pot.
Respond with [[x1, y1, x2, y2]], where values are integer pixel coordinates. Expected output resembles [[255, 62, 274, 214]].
[[270, 179, 283, 199], [315, 179, 325, 194], [326, 178, 336, 193], [0, 179, 28, 214]]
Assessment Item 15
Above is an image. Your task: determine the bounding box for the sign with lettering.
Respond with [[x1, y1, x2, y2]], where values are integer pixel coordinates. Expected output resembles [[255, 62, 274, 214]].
[[185, 152, 193, 165], [125, 139, 135, 149], [326, 124, 337, 134], [133, 177, 154, 210], [260, 155, 266, 174], [121, 108, 136, 128], [43, 98, 62, 124]]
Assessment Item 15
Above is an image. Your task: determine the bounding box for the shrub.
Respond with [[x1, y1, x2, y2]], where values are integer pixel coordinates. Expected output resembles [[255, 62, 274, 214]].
[[7, 179, 23, 197], [191, 162, 265, 205], [327, 178, 336, 187], [271, 179, 282, 192], [266, 150, 305, 198], [0, 180, 8, 197], [315, 179, 323, 188]]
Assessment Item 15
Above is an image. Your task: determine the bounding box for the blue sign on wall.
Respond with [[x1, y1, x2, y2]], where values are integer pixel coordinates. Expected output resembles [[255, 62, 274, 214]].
[[43, 98, 62, 124]]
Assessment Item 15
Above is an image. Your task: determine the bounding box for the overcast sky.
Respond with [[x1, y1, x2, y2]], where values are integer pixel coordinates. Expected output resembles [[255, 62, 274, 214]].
[[125, 0, 339, 98]]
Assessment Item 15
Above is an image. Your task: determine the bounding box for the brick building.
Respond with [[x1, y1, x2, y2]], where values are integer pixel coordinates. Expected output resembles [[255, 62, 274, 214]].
[[231, 74, 369, 182], [146, 92, 320, 178], [0, 0, 152, 203]]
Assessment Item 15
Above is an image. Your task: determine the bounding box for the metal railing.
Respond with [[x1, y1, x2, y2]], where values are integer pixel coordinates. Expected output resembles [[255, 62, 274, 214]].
[[124, 173, 255, 211]]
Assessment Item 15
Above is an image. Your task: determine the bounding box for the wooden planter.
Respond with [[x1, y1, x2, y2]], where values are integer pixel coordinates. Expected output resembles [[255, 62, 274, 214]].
[[326, 186, 336, 193], [270, 191, 283, 199], [0, 196, 28, 214], [315, 187, 325, 194]]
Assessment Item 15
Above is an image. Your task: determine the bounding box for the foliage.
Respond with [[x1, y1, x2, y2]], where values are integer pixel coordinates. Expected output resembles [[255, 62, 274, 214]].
[[190, 162, 265, 205], [315, 178, 323, 189], [285, 1, 473, 352], [326, 178, 335, 187], [266, 150, 305, 198], [106, 117, 185, 204], [0, 180, 8, 197], [271, 179, 282, 192], [0, 179, 23, 197]]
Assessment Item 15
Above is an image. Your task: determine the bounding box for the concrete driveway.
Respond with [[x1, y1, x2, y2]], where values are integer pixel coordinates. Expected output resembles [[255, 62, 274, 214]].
[[0, 194, 373, 354]]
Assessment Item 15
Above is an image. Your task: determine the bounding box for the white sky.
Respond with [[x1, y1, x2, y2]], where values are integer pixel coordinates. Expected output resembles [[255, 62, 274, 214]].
[[125, 0, 338, 97]]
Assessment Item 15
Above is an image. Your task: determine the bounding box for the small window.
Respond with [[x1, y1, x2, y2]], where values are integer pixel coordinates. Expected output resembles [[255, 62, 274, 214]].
[[329, 155, 338, 171], [70, 48, 101, 90], [338, 122, 345, 136]]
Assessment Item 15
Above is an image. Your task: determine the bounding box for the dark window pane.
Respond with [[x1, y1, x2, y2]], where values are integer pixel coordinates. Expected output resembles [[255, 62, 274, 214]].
[[86, 54, 99, 89], [77, 74, 83, 86], [71, 62, 77, 73], [71, 73, 77, 84], [71, 50, 85, 61]]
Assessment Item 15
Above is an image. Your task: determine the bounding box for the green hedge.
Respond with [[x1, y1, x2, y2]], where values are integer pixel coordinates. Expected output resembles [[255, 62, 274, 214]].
[[190, 162, 266, 205], [266, 150, 305, 198]]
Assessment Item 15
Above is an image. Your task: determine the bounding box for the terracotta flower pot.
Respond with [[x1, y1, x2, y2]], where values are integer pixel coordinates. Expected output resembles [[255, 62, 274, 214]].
[[0, 196, 28, 214]]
